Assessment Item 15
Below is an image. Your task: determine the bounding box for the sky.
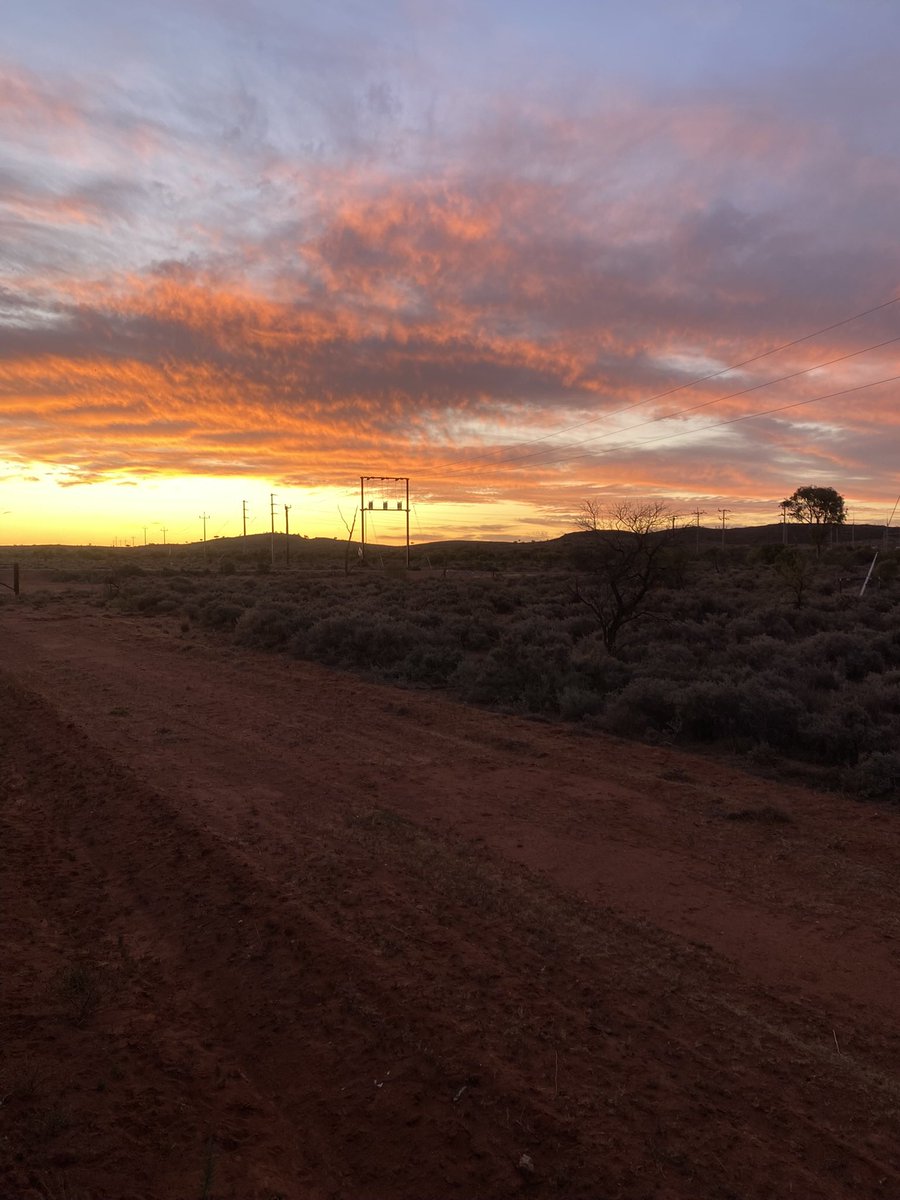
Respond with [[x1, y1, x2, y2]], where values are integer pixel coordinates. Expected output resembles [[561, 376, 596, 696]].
[[2, 0, 899, 545]]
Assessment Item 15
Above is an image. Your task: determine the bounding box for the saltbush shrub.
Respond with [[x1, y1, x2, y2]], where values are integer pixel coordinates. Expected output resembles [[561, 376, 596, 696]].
[[235, 603, 305, 650], [846, 751, 900, 799], [603, 677, 680, 737], [451, 638, 566, 713], [558, 684, 605, 721], [114, 546, 900, 786]]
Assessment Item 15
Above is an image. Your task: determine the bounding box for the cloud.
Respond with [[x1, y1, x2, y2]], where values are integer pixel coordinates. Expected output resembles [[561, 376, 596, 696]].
[[2, 10, 899, 529]]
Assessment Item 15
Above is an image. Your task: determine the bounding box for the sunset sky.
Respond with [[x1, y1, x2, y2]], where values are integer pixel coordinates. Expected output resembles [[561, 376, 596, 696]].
[[2, 0, 899, 546]]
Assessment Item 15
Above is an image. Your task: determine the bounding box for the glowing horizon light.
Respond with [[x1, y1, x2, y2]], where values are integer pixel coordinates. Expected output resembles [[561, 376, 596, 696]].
[[0, 459, 894, 550]]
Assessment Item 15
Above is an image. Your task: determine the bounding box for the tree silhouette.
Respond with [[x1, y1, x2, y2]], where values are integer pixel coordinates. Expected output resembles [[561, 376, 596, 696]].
[[573, 498, 603, 531], [776, 548, 816, 608], [572, 500, 680, 653], [782, 486, 846, 553]]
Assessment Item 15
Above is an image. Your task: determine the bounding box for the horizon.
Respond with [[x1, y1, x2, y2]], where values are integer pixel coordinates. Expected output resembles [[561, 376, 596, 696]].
[[3, 1, 900, 544], [1, 514, 892, 554]]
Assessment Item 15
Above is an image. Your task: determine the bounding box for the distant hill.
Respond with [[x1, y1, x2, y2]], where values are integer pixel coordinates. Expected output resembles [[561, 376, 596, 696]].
[[0, 520, 893, 574]]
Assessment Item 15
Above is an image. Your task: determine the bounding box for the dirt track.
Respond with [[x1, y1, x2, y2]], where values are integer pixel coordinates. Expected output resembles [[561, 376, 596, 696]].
[[2, 596, 899, 1198]]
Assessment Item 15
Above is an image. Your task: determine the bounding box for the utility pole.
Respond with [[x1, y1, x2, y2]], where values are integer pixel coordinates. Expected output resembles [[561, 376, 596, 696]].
[[242, 500, 248, 538], [161, 527, 167, 546], [284, 504, 291, 566], [358, 476, 410, 565], [718, 508, 730, 551], [693, 508, 706, 554], [142, 526, 148, 547], [779, 500, 790, 545], [270, 493, 277, 565], [359, 477, 366, 562], [199, 512, 210, 544]]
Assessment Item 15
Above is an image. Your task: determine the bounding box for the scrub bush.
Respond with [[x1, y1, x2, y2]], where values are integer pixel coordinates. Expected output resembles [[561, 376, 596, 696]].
[[846, 751, 900, 799], [112, 538, 900, 791]]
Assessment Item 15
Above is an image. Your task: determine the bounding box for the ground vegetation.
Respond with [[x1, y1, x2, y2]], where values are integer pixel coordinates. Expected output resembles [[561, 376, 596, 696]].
[[21, 531, 895, 798]]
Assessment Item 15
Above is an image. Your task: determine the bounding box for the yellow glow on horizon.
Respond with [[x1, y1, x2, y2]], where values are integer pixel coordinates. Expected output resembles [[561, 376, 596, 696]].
[[0, 468, 557, 547], [0, 463, 894, 547]]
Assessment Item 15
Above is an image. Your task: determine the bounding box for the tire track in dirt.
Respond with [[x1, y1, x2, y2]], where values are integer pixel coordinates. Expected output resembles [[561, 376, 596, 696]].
[[2, 603, 900, 1197], [7, 606, 900, 1025]]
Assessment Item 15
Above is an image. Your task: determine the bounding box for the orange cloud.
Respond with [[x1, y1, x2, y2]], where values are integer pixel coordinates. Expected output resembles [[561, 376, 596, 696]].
[[3, 113, 900, 531], [0, 65, 84, 132]]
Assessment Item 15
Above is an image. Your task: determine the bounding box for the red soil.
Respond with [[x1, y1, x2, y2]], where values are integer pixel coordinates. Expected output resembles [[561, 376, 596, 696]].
[[1, 596, 899, 1198]]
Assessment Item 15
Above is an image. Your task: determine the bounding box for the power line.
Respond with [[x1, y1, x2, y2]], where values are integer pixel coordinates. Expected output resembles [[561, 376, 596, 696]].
[[428, 292, 900, 478], [434, 331, 900, 480], [555, 371, 900, 469]]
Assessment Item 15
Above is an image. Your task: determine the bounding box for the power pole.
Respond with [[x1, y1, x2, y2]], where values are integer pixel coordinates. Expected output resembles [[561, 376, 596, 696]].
[[359, 477, 366, 562], [199, 513, 210, 543], [242, 500, 248, 538], [284, 504, 291, 565], [161, 527, 168, 546], [142, 526, 148, 547], [693, 508, 706, 554], [779, 501, 790, 545], [358, 476, 410, 565], [270, 493, 277, 565], [718, 508, 731, 550]]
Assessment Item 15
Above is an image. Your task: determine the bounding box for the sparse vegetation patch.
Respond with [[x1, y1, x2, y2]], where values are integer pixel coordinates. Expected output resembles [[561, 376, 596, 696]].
[[96, 533, 900, 794]]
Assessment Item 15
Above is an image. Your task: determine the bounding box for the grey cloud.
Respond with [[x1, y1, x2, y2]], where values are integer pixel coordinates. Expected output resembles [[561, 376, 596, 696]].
[[4, 12, 900, 513]]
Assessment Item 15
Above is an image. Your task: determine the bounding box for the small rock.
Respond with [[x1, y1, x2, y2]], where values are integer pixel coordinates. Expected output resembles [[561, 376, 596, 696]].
[[518, 1153, 535, 1176]]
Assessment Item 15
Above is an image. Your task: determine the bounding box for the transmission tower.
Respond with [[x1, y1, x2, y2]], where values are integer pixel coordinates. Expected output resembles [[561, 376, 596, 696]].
[[359, 477, 410, 566]]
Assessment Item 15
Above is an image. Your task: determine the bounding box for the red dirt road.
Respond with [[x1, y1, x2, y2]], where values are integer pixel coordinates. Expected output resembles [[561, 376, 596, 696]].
[[2, 597, 899, 1198]]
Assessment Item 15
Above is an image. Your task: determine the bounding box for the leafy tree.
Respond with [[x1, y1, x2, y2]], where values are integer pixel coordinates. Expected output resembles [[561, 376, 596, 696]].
[[572, 500, 679, 653], [782, 486, 846, 527], [782, 486, 846, 555]]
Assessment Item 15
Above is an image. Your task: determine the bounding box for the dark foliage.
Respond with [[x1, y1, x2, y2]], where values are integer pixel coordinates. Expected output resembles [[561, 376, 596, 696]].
[[109, 542, 900, 794]]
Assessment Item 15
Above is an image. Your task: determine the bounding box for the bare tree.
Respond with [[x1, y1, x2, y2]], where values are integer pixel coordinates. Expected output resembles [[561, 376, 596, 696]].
[[572, 500, 679, 653], [775, 548, 816, 608], [338, 505, 359, 576], [573, 498, 603, 532]]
